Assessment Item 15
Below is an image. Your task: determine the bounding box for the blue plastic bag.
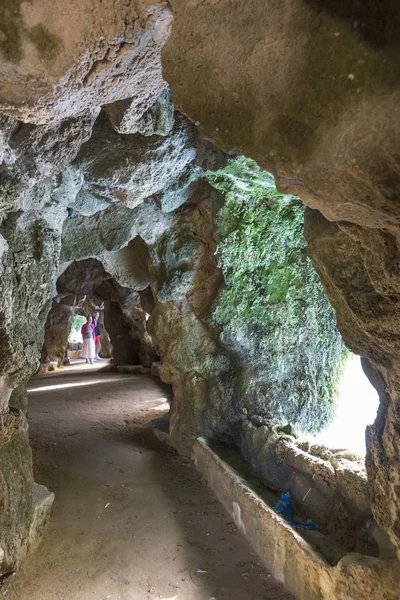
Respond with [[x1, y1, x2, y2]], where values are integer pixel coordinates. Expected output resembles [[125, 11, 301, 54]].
[[274, 491, 316, 531]]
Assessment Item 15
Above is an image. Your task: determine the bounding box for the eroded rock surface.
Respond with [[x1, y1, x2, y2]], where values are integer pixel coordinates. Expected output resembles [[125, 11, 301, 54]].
[[305, 208, 400, 553], [163, 0, 400, 230], [0, 1, 172, 123]]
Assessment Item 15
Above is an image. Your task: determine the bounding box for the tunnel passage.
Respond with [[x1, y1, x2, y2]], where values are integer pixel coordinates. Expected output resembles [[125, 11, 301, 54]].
[[0, 2, 399, 596], [41, 252, 159, 371]]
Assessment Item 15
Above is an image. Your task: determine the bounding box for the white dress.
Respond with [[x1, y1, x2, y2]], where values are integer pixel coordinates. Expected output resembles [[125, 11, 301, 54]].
[[80, 325, 95, 359]]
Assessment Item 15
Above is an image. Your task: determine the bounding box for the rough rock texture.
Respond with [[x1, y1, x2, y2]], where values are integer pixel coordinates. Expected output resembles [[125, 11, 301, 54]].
[[240, 420, 373, 553], [64, 109, 224, 214], [305, 208, 400, 554], [0, 410, 34, 575], [60, 200, 172, 263], [27, 483, 55, 553], [0, 1, 172, 123], [163, 0, 400, 230], [101, 236, 152, 292], [72, 111, 196, 209], [0, 211, 61, 392], [104, 87, 174, 136], [162, 0, 400, 559], [3, 109, 99, 184], [0, 202, 61, 575], [41, 296, 76, 367], [99, 313, 113, 359], [149, 195, 233, 450]]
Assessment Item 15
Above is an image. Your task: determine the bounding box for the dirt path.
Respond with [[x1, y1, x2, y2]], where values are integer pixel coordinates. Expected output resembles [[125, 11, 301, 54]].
[[3, 362, 293, 600]]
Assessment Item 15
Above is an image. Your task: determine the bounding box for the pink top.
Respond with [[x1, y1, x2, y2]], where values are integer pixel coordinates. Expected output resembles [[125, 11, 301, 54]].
[[81, 323, 95, 337]]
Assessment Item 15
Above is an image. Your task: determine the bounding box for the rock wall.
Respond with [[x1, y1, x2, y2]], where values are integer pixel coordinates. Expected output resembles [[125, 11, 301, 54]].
[[0, 205, 61, 573], [162, 0, 400, 558], [163, 0, 400, 229], [305, 208, 400, 554], [240, 420, 377, 557], [0, 81, 225, 569], [41, 296, 76, 368], [0, 0, 172, 123], [149, 192, 235, 451]]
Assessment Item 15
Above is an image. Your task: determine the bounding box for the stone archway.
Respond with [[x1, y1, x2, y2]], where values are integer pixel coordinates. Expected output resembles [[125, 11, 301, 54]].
[[42, 254, 159, 371]]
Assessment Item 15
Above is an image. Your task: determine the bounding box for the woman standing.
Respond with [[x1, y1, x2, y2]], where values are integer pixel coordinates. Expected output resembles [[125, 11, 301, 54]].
[[80, 316, 95, 364]]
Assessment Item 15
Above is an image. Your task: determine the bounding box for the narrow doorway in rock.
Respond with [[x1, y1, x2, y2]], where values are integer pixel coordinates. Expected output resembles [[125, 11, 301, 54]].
[[67, 313, 86, 360]]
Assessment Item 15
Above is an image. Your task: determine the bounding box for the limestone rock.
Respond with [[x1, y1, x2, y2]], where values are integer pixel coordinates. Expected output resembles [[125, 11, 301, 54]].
[[0, 411, 34, 575], [8, 386, 28, 414], [60, 200, 172, 263], [41, 296, 76, 366], [8, 110, 99, 184], [101, 237, 151, 292], [304, 208, 400, 551], [0, 211, 61, 388], [151, 196, 222, 315], [27, 483, 55, 552], [149, 301, 231, 451], [164, 0, 400, 231], [0, 1, 172, 124], [336, 462, 371, 517], [73, 111, 198, 210], [0, 116, 18, 166], [57, 259, 110, 297], [99, 316, 113, 359], [105, 87, 174, 136]]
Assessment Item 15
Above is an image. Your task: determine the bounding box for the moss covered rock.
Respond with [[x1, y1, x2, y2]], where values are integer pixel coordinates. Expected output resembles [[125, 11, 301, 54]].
[[207, 158, 348, 434]]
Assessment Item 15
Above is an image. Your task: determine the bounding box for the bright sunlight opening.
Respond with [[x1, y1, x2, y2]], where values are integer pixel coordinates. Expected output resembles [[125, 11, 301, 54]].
[[311, 354, 379, 456]]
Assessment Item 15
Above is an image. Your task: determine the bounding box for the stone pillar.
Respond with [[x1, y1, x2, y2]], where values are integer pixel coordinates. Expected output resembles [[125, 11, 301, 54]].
[[99, 313, 113, 358], [41, 295, 76, 368]]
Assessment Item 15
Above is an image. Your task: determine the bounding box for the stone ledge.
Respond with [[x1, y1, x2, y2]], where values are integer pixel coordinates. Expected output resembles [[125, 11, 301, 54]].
[[27, 483, 55, 552], [240, 421, 371, 547], [193, 437, 400, 600]]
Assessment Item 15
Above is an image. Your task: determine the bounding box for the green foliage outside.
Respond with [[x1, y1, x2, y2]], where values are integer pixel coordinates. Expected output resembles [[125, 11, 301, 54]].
[[68, 314, 86, 343], [206, 157, 349, 434]]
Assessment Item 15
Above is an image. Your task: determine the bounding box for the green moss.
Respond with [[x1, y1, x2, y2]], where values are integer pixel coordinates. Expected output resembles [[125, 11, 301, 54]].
[[68, 315, 86, 343], [207, 157, 349, 434], [27, 24, 62, 61]]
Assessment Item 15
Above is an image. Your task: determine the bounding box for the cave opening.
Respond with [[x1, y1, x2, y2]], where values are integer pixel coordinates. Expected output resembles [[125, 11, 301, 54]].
[[201, 156, 393, 563], [310, 354, 379, 456], [206, 157, 354, 438], [68, 314, 86, 345], [40, 255, 160, 375]]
